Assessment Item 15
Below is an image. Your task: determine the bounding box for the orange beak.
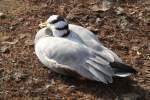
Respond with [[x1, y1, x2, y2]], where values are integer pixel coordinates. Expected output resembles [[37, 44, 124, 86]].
[[39, 21, 48, 28]]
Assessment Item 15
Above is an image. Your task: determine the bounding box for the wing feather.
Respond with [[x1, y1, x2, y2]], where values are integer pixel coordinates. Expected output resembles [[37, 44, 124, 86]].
[[69, 24, 122, 63], [35, 36, 114, 83]]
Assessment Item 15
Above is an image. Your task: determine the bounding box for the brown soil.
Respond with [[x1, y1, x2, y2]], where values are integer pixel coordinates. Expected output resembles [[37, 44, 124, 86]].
[[0, 0, 150, 100]]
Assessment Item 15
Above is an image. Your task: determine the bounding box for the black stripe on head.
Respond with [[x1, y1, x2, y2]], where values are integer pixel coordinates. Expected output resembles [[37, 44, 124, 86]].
[[55, 24, 68, 30], [49, 16, 65, 24]]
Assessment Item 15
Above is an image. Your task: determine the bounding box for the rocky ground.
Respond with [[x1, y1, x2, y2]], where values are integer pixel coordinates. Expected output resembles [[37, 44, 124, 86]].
[[0, 0, 150, 100]]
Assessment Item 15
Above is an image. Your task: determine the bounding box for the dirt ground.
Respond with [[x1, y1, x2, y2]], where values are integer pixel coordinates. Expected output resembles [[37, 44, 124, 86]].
[[0, 0, 150, 100]]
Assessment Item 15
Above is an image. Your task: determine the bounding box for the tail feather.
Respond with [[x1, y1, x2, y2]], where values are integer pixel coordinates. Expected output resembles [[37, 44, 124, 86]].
[[87, 64, 113, 84], [86, 59, 113, 77], [110, 62, 137, 77]]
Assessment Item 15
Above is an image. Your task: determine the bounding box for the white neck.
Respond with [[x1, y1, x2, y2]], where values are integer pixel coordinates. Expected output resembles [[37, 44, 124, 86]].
[[51, 28, 68, 37]]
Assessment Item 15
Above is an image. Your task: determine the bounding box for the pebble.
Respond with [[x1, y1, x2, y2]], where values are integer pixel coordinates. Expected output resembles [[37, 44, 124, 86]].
[[101, 0, 113, 11], [25, 40, 34, 46], [0, 45, 9, 53], [86, 26, 99, 33], [51, 79, 56, 85], [90, 5, 102, 12], [0, 12, 6, 19], [131, 46, 139, 51], [67, 85, 76, 92], [96, 18, 101, 24], [19, 34, 26, 39], [116, 7, 125, 15], [11, 71, 29, 82], [45, 84, 51, 89]]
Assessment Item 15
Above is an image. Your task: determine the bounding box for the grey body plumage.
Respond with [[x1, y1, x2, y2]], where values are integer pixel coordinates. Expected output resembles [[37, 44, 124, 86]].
[[35, 15, 136, 83]]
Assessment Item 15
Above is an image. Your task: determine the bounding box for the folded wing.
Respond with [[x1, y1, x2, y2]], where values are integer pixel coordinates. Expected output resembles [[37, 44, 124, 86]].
[[35, 37, 116, 83]]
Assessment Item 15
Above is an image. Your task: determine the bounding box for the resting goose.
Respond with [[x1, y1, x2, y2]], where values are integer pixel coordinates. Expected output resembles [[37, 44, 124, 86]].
[[35, 15, 136, 84]]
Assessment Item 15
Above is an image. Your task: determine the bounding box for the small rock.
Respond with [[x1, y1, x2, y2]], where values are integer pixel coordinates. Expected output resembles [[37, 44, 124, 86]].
[[86, 26, 99, 33], [9, 25, 15, 30], [0, 12, 6, 19], [19, 34, 26, 39], [11, 71, 29, 82], [45, 84, 51, 89], [96, 17, 104, 26], [138, 12, 143, 19], [90, 0, 112, 12], [67, 85, 76, 92], [101, 0, 113, 11], [116, 7, 124, 15], [143, 54, 150, 60], [0, 45, 9, 53], [18, 18, 24, 22], [90, 5, 102, 12], [23, 22, 30, 27], [136, 51, 141, 55], [131, 46, 139, 51], [25, 40, 34, 46], [96, 18, 101, 24], [51, 79, 55, 85], [32, 77, 40, 84]]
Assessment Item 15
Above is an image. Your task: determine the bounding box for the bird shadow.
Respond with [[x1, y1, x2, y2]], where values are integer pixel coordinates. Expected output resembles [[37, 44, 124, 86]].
[[54, 75, 148, 100], [39, 61, 148, 100]]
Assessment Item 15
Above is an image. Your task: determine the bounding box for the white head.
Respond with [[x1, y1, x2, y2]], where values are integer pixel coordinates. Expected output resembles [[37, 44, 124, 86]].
[[45, 15, 70, 37]]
